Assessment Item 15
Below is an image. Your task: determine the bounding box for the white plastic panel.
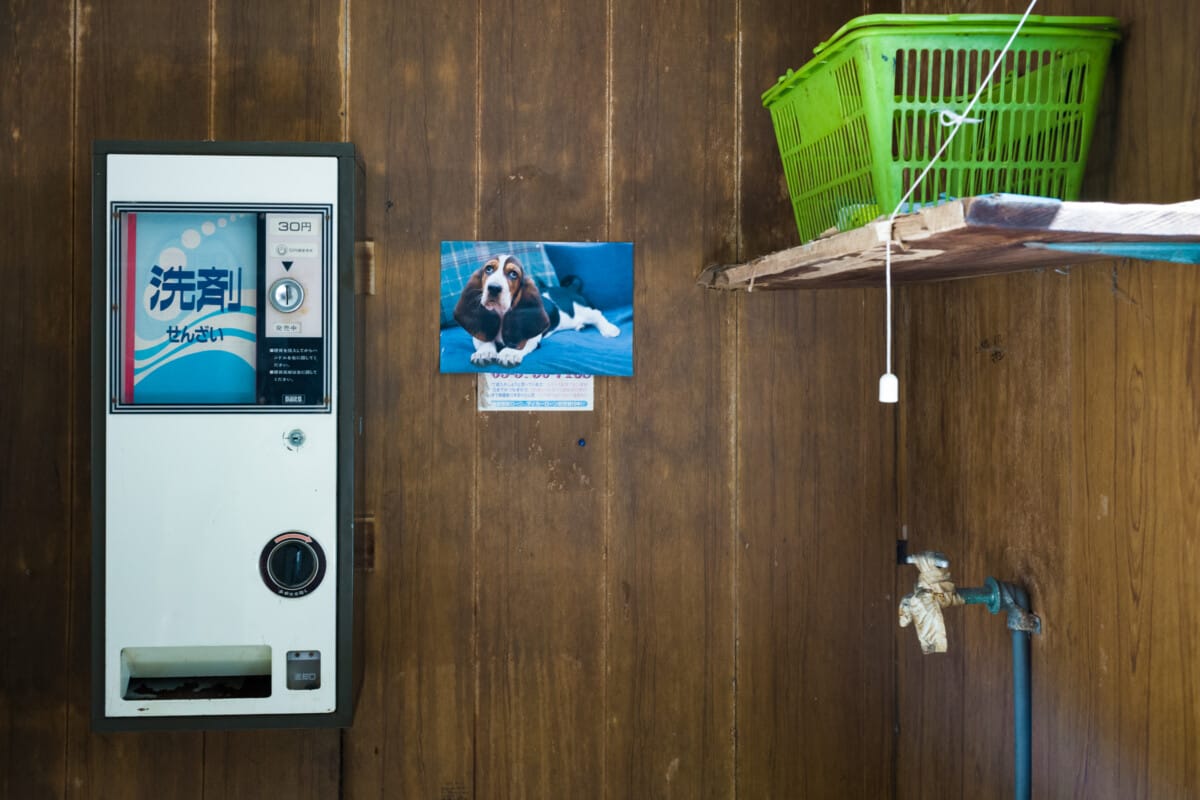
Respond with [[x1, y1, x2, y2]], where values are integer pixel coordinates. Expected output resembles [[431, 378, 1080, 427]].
[[101, 151, 344, 720]]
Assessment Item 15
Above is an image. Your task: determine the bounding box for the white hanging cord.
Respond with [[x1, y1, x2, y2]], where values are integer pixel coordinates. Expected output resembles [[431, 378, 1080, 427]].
[[880, 0, 1039, 404], [936, 109, 984, 127]]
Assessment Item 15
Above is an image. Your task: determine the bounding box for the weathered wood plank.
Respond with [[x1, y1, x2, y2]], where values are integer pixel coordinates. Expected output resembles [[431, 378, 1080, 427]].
[[1071, 0, 1200, 793], [473, 0, 608, 796], [212, 0, 344, 141], [700, 195, 1200, 291], [897, 270, 1074, 800], [605, 1, 737, 797], [896, 1, 1200, 799], [1072, 262, 1200, 799], [736, 1, 898, 798], [67, 1, 212, 796], [737, 289, 899, 799], [340, 0, 479, 797], [0, 2, 74, 797], [202, 730, 340, 798]]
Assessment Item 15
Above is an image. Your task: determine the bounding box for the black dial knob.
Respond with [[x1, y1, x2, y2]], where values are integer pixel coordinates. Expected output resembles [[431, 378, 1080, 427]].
[[260, 533, 327, 597]]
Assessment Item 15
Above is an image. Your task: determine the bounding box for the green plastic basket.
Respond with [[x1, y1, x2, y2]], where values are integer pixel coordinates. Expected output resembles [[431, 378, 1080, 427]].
[[762, 14, 1121, 243]]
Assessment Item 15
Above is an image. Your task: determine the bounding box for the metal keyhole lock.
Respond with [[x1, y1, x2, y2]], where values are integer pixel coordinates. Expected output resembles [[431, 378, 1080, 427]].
[[270, 277, 305, 313], [286, 429, 306, 449]]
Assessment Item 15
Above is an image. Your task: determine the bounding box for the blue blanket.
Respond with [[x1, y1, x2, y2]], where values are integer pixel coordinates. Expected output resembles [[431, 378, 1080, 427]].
[[439, 304, 633, 375]]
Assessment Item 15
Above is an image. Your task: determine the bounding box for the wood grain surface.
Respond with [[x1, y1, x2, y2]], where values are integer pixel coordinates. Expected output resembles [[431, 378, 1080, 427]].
[[1, 2, 73, 798], [3, 0, 1197, 797], [700, 197, 1200, 291], [896, 1, 1200, 799], [342, 0, 479, 796], [736, 2, 900, 799], [605, 0, 738, 796], [471, 2, 609, 796]]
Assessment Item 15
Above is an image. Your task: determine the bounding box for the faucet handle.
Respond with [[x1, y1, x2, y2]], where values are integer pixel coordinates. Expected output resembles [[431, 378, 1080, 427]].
[[904, 551, 950, 569]]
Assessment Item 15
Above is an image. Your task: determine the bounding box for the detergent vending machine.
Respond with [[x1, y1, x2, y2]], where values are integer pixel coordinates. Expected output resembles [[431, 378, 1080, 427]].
[[92, 141, 357, 729]]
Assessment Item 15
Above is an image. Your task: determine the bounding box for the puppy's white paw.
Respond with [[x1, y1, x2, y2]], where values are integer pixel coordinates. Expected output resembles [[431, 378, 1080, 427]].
[[470, 350, 497, 365], [598, 320, 620, 338], [495, 348, 525, 366]]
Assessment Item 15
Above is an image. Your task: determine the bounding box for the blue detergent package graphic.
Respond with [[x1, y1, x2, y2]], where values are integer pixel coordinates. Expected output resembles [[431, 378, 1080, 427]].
[[122, 212, 258, 404]]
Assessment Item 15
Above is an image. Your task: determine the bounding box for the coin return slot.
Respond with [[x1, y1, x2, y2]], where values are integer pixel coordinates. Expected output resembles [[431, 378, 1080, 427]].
[[120, 645, 272, 701]]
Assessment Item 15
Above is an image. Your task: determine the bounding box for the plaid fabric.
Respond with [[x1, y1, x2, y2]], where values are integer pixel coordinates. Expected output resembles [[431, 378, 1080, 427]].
[[439, 241, 559, 328]]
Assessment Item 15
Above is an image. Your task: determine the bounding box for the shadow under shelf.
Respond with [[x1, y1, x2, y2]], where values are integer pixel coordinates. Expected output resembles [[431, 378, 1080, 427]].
[[698, 194, 1200, 291]]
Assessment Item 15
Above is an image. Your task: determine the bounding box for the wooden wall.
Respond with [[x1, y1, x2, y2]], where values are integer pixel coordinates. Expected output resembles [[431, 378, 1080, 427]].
[[896, 0, 1200, 799], [1, 0, 898, 798], [5, 0, 1198, 797]]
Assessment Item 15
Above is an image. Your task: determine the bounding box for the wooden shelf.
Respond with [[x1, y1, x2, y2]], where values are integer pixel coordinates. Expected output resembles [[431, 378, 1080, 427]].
[[697, 194, 1200, 291]]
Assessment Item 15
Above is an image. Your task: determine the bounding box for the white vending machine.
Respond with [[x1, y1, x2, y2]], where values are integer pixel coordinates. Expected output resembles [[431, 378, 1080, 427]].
[[92, 141, 357, 729]]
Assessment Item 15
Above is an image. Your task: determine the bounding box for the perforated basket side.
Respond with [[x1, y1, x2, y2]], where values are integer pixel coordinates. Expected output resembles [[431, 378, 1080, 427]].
[[764, 16, 1119, 243], [768, 49, 881, 243], [879, 38, 1113, 209]]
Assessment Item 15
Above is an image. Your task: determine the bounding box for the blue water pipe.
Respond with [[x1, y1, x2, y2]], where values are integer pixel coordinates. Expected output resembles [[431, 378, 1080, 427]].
[[958, 577, 1040, 800]]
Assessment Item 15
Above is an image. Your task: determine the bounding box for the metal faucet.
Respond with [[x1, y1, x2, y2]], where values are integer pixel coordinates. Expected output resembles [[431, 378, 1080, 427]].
[[899, 551, 1041, 654]]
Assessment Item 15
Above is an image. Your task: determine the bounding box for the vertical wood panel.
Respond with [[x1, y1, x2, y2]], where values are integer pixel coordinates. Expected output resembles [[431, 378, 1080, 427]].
[[1053, 265, 1121, 797], [737, 289, 898, 799], [342, 0, 479, 796], [473, 0, 608, 796], [606, 1, 737, 797], [1107, 0, 1200, 204], [0, 1, 73, 797], [13, 0, 1198, 796], [212, 0, 343, 141], [1072, 0, 1200, 794], [897, 0, 1200, 798], [737, 2, 898, 798], [201, 1, 344, 796], [67, 1, 212, 796]]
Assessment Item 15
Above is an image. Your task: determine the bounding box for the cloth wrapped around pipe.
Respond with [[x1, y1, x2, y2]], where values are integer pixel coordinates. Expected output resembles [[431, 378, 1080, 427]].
[[898, 552, 964, 654]]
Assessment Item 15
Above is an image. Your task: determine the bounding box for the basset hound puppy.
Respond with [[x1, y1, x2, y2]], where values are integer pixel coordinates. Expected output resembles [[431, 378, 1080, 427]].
[[453, 254, 619, 367]]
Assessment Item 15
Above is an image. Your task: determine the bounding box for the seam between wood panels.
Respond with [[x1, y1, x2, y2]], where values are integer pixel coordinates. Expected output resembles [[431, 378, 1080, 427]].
[[601, 0, 613, 796], [887, 286, 901, 800], [730, 0, 743, 796], [472, 4, 482, 798], [891, 293, 901, 800], [473, 0, 483, 237], [729, 293, 740, 800], [208, 0, 215, 139], [604, 0, 613, 241], [200, 729, 208, 799], [341, 0, 350, 142], [886, 0, 902, 741], [65, 0, 80, 791]]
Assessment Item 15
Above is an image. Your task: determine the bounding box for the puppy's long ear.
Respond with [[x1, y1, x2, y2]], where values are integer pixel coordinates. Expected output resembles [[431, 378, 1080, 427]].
[[454, 269, 501, 341], [500, 276, 550, 348]]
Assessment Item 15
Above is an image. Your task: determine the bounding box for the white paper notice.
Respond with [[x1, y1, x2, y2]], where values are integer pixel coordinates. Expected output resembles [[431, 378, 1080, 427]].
[[477, 374, 594, 411]]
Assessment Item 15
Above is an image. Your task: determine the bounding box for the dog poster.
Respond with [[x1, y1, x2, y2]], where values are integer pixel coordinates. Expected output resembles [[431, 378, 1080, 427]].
[[439, 241, 633, 376]]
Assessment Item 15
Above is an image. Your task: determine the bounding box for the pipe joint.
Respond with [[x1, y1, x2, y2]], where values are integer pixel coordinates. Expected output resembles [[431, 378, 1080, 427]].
[[957, 578, 1041, 634], [997, 580, 1042, 635]]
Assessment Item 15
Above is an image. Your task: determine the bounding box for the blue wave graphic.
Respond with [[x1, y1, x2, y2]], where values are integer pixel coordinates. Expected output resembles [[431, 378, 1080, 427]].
[[134, 308, 256, 360], [133, 326, 255, 374], [133, 350, 256, 404]]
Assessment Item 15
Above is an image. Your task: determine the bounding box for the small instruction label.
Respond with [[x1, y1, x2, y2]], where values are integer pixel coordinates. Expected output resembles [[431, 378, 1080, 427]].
[[478, 374, 593, 411]]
